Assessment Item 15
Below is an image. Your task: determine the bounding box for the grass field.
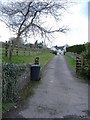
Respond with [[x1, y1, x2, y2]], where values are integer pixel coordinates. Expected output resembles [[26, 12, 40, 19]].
[[65, 55, 76, 72], [2, 52, 54, 67]]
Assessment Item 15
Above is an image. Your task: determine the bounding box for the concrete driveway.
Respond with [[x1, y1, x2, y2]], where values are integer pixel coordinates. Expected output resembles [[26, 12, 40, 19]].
[[3, 55, 89, 119]]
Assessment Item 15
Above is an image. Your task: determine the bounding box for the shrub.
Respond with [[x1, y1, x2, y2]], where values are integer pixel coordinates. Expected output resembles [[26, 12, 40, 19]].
[[2, 63, 26, 102], [51, 50, 57, 55], [67, 44, 86, 54], [81, 42, 90, 80]]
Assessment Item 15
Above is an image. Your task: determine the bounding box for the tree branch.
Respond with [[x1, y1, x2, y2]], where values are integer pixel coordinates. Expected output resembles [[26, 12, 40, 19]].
[[17, 2, 33, 37], [0, 0, 71, 40], [32, 23, 69, 34]]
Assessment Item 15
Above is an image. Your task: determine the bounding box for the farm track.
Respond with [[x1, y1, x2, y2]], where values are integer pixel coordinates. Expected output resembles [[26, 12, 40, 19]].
[[3, 55, 89, 119]]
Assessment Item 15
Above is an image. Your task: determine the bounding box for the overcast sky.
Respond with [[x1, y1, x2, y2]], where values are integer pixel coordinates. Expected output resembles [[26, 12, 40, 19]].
[[0, 0, 89, 47], [51, 0, 88, 47]]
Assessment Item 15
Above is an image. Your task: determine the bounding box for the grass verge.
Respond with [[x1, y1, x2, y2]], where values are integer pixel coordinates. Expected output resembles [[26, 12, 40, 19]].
[[65, 55, 88, 83], [2, 102, 16, 113], [65, 55, 76, 72], [18, 80, 41, 101]]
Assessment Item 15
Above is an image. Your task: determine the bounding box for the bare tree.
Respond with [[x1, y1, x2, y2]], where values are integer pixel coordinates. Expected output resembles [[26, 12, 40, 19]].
[[0, 0, 71, 38], [0, 0, 71, 60]]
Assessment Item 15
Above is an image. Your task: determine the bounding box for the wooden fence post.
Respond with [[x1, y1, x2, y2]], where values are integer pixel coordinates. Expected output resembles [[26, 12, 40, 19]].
[[5, 41, 8, 57], [29, 46, 30, 56], [16, 45, 18, 56], [24, 47, 26, 56], [29, 50, 30, 56]]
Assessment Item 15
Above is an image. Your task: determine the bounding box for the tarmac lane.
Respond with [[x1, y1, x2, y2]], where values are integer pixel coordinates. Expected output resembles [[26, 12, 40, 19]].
[[2, 55, 89, 119]]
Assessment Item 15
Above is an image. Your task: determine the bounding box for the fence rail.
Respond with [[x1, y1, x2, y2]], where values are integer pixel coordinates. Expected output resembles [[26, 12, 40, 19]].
[[3, 41, 47, 57]]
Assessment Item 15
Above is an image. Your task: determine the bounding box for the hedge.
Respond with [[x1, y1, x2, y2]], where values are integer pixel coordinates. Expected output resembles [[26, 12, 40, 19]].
[[2, 63, 26, 102], [81, 42, 90, 80], [66, 44, 86, 54]]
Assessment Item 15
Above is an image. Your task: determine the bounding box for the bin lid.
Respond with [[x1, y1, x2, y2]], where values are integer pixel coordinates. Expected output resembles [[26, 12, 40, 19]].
[[31, 64, 40, 67]]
